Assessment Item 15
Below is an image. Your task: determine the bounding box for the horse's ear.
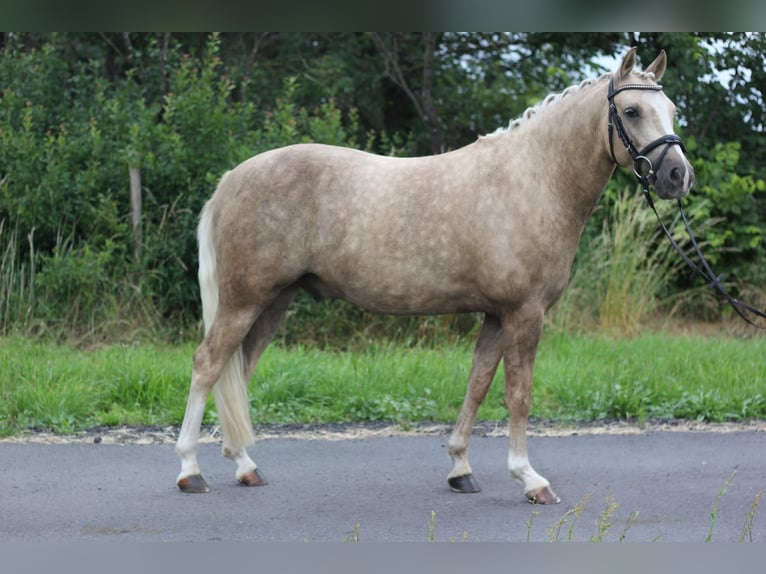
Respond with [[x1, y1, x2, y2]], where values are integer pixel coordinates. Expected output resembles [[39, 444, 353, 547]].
[[617, 47, 638, 80], [644, 50, 667, 82]]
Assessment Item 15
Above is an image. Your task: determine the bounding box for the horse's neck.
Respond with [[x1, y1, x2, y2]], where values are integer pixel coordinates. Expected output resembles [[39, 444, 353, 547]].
[[521, 82, 615, 221]]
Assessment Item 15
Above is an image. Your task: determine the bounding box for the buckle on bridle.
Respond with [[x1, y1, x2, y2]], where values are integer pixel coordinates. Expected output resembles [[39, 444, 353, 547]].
[[633, 155, 654, 181]]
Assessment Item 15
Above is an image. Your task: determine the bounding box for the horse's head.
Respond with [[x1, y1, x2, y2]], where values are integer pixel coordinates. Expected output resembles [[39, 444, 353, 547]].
[[607, 47, 695, 199]]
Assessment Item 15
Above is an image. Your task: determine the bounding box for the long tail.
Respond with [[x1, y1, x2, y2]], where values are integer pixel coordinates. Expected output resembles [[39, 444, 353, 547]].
[[197, 172, 255, 449]]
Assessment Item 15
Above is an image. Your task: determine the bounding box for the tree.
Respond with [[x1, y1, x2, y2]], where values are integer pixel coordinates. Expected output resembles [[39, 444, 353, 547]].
[[1, 32, 764, 336]]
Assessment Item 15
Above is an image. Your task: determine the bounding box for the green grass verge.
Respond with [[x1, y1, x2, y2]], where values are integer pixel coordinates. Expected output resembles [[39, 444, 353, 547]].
[[1, 332, 765, 436]]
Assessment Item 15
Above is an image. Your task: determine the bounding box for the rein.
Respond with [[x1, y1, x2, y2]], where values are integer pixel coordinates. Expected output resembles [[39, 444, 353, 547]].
[[608, 79, 766, 329]]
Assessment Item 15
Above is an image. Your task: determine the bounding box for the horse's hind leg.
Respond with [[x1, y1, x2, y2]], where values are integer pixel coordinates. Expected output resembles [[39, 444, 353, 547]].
[[447, 314, 504, 493], [501, 307, 560, 504], [176, 305, 260, 493], [241, 288, 298, 382], [220, 288, 298, 487]]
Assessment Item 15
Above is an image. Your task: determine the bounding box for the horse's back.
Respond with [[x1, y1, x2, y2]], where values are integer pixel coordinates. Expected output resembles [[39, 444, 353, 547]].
[[213, 142, 482, 245], [205, 143, 499, 313], [205, 140, 572, 315]]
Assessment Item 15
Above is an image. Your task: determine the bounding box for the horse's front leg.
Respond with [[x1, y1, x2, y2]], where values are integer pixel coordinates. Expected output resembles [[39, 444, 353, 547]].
[[502, 308, 560, 504], [447, 314, 504, 493]]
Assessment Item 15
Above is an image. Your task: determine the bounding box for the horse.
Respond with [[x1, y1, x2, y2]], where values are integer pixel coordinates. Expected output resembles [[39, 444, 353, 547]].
[[175, 47, 694, 504]]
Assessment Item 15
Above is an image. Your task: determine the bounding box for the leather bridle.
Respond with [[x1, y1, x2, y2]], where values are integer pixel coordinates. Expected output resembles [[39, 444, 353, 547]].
[[607, 78, 686, 189]]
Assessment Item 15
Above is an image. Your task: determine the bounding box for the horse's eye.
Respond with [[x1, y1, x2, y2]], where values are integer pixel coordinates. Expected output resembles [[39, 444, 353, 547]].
[[624, 107, 639, 119]]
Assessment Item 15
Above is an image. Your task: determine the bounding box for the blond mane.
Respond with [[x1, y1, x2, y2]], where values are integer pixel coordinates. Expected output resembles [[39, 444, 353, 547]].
[[483, 70, 657, 138]]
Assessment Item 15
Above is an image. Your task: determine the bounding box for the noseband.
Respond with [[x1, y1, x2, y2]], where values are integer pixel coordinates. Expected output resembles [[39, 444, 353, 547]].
[[607, 78, 686, 189]]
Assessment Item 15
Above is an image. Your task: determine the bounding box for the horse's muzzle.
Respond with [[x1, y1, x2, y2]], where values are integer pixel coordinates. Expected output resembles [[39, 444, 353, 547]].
[[654, 156, 695, 200]]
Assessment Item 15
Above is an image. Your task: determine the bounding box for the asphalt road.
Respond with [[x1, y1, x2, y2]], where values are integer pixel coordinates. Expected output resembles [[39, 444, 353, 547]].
[[1, 426, 764, 542]]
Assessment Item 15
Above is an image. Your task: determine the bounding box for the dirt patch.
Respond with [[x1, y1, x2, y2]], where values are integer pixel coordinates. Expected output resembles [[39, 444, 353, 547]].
[[2, 419, 765, 445]]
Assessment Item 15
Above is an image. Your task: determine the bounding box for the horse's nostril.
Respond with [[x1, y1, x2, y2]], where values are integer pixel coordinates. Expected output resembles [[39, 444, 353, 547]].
[[670, 167, 682, 184]]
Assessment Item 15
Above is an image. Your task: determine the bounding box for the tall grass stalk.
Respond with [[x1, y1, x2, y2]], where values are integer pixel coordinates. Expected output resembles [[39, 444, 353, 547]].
[[342, 522, 361, 543], [0, 218, 169, 344], [620, 510, 640, 542], [591, 493, 620, 542], [550, 187, 720, 334], [428, 511, 437, 542], [0, 220, 35, 335], [706, 470, 737, 542], [738, 490, 762, 543], [547, 493, 591, 542], [526, 508, 541, 542]]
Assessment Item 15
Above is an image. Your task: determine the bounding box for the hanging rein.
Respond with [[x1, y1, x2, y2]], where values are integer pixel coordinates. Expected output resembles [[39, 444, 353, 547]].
[[607, 79, 766, 329]]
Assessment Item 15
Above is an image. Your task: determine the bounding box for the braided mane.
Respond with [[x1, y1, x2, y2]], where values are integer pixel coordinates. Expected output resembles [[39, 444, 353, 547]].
[[483, 70, 657, 138]]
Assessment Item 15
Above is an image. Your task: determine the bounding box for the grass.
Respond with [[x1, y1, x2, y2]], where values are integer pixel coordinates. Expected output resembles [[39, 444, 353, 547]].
[[547, 188, 721, 334], [0, 338, 193, 434], [1, 330, 765, 436], [707, 470, 738, 542]]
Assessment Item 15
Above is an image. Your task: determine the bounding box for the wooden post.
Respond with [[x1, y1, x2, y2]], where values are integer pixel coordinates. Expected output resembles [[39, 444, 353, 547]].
[[129, 165, 142, 262]]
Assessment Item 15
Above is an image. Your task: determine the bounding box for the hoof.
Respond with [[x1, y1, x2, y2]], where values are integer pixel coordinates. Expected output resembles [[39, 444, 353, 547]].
[[238, 468, 268, 487], [448, 474, 481, 493], [177, 474, 210, 493], [526, 485, 561, 505]]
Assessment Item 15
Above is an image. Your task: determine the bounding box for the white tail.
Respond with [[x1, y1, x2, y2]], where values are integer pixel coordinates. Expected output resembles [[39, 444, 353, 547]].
[[197, 173, 255, 449]]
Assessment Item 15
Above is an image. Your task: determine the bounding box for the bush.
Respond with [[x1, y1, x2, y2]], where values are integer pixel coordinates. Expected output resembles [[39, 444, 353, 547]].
[[0, 34, 376, 342]]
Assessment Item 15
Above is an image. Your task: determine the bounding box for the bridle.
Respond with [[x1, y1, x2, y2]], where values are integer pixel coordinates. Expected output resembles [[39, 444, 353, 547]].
[[607, 77, 766, 329], [607, 77, 686, 190]]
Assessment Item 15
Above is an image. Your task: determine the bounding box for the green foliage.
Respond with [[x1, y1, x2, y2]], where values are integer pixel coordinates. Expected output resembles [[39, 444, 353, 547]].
[[0, 338, 195, 435], [0, 32, 764, 341], [549, 186, 720, 333], [1, 333, 765, 436], [686, 139, 766, 272], [0, 33, 368, 340], [0, 221, 35, 332], [532, 333, 766, 423], [35, 237, 125, 332]]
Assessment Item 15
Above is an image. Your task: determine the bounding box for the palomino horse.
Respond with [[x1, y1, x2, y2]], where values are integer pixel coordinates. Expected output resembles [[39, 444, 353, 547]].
[[176, 47, 694, 503]]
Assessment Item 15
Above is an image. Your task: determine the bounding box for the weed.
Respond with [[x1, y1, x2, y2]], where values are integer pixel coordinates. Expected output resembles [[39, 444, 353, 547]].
[[526, 507, 540, 542], [706, 469, 737, 542], [342, 522, 361, 543], [541, 493, 640, 542], [428, 510, 437, 542], [0, 221, 35, 335], [547, 493, 591, 542], [591, 493, 620, 542], [738, 490, 762, 543], [342, 488, 760, 542], [620, 510, 640, 542]]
